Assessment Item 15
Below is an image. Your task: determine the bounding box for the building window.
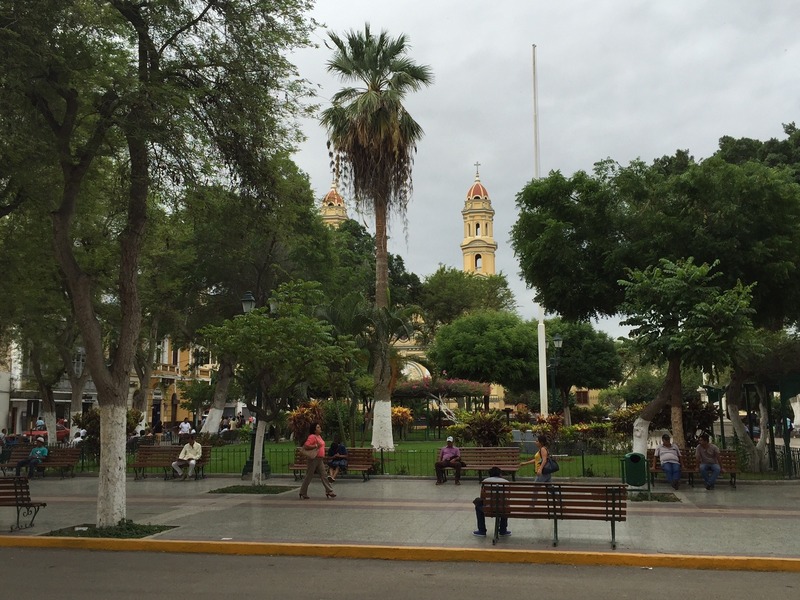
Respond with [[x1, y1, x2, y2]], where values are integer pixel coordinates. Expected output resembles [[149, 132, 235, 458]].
[[576, 390, 589, 405], [475, 223, 481, 236], [475, 254, 482, 271]]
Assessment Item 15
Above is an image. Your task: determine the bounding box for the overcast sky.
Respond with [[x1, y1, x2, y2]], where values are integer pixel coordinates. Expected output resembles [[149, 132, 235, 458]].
[[288, 1, 800, 338]]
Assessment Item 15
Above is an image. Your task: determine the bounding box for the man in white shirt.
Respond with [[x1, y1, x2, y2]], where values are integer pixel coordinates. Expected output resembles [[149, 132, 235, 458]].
[[172, 433, 202, 480], [178, 418, 192, 435]]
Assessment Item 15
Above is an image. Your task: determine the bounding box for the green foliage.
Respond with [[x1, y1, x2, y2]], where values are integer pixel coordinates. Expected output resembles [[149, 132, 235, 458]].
[[448, 410, 512, 447], [177, 380, 214, 417], [619, 258, 755, 372], [417, 266, 517, 338], [45, 520, 174, 538], [428, 310, 538, 391]]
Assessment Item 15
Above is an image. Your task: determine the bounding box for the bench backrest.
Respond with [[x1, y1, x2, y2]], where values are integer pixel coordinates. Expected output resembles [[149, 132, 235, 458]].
[[293, 446, 374, 465], [136, 444, 210, 462], [0, 477, 33, 504], [719, 449, 738, 471], [459, 447, 520, 464], [647, 447, 698, 470], [482, 482, 627, 522], [44, 447, 82, 463], [0, 446, 31, 464]]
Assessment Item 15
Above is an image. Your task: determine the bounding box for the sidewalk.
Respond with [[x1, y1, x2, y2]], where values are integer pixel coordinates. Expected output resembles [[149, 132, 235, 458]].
[[2, 474, 799, 570]]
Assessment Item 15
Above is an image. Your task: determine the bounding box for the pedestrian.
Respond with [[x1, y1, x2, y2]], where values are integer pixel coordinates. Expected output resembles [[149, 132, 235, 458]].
[[653, 433, 683, 490], [521, 434, 553, 482], [298, 422, 335, 499]]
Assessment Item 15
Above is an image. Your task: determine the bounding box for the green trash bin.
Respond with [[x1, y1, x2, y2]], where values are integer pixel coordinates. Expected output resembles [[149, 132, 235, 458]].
[[621, 452, 647, 487]]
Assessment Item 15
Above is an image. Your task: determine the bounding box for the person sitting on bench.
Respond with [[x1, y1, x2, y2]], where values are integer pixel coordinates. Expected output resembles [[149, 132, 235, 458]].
[[172, 432, 202, 480], [16, 436, 48, 478], [473, 466, 511, 537]]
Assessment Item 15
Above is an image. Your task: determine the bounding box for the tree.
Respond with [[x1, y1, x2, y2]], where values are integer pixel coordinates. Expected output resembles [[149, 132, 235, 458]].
[[619, 258, 754, 454], [428, 311, 538, 405], [201, 281, 354, 484], [0, 1, 315, 525], [545, 319, 622, 425], [417, 266, 517, 340], [321, 24, 433, 450]]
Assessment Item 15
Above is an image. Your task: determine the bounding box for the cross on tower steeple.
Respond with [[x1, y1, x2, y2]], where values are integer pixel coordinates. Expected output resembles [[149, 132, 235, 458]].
[[474, 161, 481, 178]]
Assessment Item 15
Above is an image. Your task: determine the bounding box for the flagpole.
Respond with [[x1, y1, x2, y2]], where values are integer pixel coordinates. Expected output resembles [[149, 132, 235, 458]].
[[533, 43, 548, 415], [532, 44, 541, 180]]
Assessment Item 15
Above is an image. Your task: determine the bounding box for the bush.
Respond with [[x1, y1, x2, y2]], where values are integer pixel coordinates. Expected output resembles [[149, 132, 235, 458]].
[[287, 401, 324, 444], [448, 410, 512, 447]]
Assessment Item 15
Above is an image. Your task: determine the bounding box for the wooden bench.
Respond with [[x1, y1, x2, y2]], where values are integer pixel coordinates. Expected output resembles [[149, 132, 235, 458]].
[[33, 447, 82, 479], [130, 445, 211, 480], [646, 448, 699, 487], [289, 447, 375, 481], [647, 447, 738, 488], [0, 446, 29, 476], [442, 446, 521, 482], [718, 450, 738, 487], [481, 481, 627, 548], [0, 476, 47, 531]]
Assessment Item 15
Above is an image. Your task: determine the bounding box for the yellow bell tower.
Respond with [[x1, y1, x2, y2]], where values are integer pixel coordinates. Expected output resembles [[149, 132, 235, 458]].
[[320, 180, 347, 228], [460, 163, 497, 275]]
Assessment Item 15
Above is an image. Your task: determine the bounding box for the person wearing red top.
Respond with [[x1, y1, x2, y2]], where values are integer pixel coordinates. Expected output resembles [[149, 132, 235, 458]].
[[299, 422, 336, 499]]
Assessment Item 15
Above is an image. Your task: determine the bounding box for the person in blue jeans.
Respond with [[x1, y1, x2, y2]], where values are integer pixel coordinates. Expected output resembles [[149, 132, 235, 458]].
[[473, 467, 511, 537], [16, 436, 48, 478], [695, 433, 722, 490], [653, 433, 683, 490]]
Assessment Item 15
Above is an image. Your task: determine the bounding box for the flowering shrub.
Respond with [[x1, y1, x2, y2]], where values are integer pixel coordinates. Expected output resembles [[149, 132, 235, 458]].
[[391, 406, 413, 428], [287, 401, 323, 444], [392, 377, 490, 400]]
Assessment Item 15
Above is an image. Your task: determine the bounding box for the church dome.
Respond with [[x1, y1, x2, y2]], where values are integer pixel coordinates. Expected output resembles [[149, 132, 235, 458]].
[[466, 176, 489, 200], [323, 184, 344, 206]]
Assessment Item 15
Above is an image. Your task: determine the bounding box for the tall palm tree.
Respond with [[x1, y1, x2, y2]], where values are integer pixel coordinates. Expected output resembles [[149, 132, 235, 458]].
[[322, 24, 432, 450]]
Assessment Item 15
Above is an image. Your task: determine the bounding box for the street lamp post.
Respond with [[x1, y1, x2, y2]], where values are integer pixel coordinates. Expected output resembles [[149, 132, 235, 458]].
[[548, 334, 563, 413], [240, 291, 270, 478]]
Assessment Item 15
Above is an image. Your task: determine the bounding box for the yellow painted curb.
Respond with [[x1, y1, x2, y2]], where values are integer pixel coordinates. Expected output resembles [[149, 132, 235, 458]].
[[1, 536, 798, 572]]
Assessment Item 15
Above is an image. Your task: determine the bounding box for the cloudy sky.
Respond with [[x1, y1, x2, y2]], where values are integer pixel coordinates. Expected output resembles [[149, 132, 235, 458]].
[[288, 1, 800, 338]]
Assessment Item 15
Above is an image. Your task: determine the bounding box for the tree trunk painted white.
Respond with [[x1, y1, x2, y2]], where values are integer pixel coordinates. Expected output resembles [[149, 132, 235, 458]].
[[790, 396, 799, 424], [202, 360, 233, 435], [203, 407, 224, 435], [632, 416, 651, 456], [251, 419, 268, 486], [43, 411, 58, 447], [97, 403, 128, 527], [371, 399, 394, 450]]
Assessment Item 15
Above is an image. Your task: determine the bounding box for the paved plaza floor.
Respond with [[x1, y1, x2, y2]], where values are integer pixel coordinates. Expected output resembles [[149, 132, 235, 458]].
[[1, 472, 799, 570]]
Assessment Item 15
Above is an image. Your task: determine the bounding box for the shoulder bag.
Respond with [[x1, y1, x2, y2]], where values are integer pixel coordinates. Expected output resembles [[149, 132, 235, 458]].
[[542, 455, 559, 475]]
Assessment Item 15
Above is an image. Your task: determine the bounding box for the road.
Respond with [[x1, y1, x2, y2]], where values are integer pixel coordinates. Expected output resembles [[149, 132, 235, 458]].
[[0, 548, 795, 599]]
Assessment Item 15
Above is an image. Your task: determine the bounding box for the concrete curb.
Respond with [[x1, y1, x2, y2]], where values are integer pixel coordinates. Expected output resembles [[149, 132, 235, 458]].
[[2, 536, 798, 572]]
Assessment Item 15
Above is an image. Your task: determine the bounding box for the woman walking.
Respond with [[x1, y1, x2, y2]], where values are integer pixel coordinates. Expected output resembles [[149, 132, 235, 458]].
[[522, 434, 553, 482], [299, 422, 336, 499]]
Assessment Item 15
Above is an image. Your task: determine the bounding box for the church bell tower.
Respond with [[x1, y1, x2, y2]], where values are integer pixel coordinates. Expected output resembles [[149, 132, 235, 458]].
[[320, 180, 347, 228], [460, 163, 497, 275]]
